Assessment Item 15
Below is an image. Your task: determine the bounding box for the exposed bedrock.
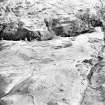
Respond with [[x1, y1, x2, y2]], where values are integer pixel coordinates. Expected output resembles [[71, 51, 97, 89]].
[[0, 16, 103, 42], [45, 18, 102, 37], [82, 61, 105, 105], [0, 22, 54, 41], [87, 61, 105, 88], [0, 24, 40, 41]]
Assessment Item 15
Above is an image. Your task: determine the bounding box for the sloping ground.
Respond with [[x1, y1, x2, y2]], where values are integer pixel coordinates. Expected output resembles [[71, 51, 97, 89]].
[[0, 29, 104, 105]]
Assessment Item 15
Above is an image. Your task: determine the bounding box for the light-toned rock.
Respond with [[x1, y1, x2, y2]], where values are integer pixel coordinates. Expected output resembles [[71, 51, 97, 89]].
[[0, 31, 104, 105]]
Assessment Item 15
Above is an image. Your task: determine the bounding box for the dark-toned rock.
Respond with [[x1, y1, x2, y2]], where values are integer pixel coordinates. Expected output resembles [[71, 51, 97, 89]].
[[0, 16, 97, 41], [87, 61, 105, 89], [0, 23, 7, 40], [47, 101, 58, 105], [90, 19, 103, 27], [52, 19, 95, 37], [89, 15, 103, 27], [0, 22, 42, 41], [53, 26, 68, 37], [82, 59, 93, 65], [82, 61, 105, 105]]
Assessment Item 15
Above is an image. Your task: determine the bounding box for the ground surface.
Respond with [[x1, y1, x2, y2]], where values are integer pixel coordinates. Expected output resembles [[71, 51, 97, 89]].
[[0, 28, 104, 105], [0, 0, 105, 105]]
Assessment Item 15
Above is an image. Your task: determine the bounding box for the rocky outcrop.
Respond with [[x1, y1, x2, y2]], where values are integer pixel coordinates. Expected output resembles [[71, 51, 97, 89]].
[[81, 60, 105, 105], [0, 22, 55, 41], [0, 0, 103, 42]]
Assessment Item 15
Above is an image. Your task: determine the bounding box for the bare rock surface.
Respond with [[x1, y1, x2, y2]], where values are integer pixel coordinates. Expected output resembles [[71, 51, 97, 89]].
[[0, 29, 104, 105], [0, 0, 105, 105], [0, 0, 101, 30]]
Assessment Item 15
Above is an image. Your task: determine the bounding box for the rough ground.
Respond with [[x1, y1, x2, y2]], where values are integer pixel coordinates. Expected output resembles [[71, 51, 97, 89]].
[[0, 28, 104, 105], [0, 0, 101, 30], [1, 0, 105, 105]]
